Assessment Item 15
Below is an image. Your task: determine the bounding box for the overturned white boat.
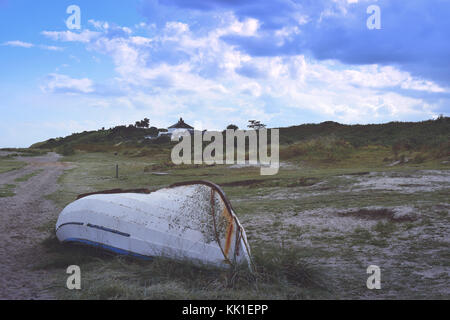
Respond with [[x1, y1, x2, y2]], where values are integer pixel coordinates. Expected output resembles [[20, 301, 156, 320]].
[[56, 181, 252, 269]]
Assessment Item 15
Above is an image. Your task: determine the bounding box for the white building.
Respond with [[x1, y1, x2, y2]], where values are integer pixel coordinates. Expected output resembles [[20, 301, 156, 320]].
[[145, 118, 195, 139]]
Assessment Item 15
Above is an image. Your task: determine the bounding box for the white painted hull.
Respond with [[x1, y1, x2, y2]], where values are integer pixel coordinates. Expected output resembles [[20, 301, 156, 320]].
[[56, 182, 251, 268]]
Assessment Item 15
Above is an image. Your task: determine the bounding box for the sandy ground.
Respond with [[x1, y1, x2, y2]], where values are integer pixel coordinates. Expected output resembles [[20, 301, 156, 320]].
[[0, 152, 70, 299], [238, 169, 450, 299]]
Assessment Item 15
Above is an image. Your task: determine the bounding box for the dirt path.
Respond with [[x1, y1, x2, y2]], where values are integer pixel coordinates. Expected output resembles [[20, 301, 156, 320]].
[[0, 152, 71, 299]]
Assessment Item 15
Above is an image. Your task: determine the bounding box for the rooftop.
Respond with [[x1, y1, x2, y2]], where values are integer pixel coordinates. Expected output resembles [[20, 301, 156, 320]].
[[168, 118, 194, 129]]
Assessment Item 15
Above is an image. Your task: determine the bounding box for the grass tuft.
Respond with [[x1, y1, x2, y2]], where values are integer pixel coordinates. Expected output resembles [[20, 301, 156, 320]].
[[0, 184, 15, 197]]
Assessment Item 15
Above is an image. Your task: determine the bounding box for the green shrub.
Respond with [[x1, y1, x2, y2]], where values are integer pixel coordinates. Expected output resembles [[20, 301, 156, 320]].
[[56, 144, 75, 156]]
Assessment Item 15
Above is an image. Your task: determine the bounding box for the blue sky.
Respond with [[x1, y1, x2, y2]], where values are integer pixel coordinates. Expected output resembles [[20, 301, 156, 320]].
[[0, 0, 449, 147]]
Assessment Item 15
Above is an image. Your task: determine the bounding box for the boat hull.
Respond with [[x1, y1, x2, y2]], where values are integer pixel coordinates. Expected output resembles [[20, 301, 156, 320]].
[[56, 181, 251, 268]]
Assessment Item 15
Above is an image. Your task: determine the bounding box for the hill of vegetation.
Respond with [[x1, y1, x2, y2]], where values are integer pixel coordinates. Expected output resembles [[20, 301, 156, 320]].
[[27, 116, 449, 165], [279, 117, 449, 148]]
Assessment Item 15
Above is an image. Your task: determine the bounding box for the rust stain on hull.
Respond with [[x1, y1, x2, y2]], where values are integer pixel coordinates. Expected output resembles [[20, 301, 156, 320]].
[[223, 207, 234, 256]]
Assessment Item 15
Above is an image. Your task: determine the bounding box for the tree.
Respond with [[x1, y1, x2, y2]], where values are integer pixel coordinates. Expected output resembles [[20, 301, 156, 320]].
[[135, 118, 150, 128], [148, 126, 158, 136], [226, 124, 239, 130], [247, 120, 266, 130]]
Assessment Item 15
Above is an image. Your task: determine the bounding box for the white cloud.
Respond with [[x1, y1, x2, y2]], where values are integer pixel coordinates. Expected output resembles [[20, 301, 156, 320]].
[[130, 36, 152, 46], [2, 40, 34, 48], [88, 19, 110, 30], [2, 40, 64, 52], [240, 82, 262, 97], [228, 18, 260, 36], [340, 65, 446, 93], [165, 21, 189, 34], [41, 74, 94, 94], [40, 45, 64, 51], [38, 14, 444, 128], [42, 30, 101, 43]]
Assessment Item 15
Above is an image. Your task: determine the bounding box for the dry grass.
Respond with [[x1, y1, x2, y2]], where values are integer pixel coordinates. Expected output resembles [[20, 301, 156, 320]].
[[40, 235, 330, 300]]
